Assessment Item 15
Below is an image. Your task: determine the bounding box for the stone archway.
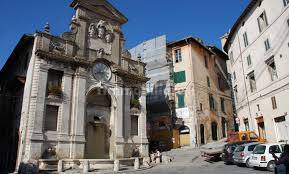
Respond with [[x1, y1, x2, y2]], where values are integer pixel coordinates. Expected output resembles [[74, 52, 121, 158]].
[[85, 88, 112, 159]]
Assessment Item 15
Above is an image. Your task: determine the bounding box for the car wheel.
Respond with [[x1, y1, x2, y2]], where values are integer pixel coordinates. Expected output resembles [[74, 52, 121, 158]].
[[267, 161, 275, 172], [246, 158, 251, 168]]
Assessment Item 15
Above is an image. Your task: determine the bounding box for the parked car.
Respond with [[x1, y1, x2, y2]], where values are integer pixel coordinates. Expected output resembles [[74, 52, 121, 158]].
[[249, 143, 286, 172], [233, 142, 260, 167], [223, 142, 247, 165]]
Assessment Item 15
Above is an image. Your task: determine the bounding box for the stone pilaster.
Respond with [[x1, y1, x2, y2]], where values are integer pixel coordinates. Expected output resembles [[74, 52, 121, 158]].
[[124, 87, 131, 138], [70, 67, 87, 159], [115, 85, 125, 158], [139, 85, 149, 157], [58, 71, 73, 158]]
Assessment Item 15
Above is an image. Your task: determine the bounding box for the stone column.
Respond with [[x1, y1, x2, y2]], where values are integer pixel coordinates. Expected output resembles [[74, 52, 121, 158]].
[[139, 85, 149, 157], [115, 85, 125, 158], [70, 67, 87, 159]]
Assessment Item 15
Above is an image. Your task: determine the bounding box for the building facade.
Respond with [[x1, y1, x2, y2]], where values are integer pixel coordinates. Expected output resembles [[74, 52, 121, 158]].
[[130, 36, 175, 151], [168, 37, 234, 147], [0, 0, 149, 172], [223, 0, 289, 143]]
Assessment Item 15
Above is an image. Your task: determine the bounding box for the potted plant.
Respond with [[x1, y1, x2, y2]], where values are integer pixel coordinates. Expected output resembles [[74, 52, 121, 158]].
[[130, 98, 141, 109], [47, 85, 62, 97]]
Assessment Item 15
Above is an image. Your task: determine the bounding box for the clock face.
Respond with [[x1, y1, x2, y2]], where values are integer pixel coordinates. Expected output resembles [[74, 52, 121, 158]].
[[92, 63, 112, 82]]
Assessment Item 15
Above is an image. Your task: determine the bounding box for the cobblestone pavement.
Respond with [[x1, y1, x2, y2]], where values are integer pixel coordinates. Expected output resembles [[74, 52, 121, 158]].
[[122, 148, 270, 174]]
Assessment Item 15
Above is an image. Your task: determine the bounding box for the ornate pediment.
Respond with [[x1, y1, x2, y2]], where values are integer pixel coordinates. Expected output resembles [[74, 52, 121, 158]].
[[70, 0, 128, 25]]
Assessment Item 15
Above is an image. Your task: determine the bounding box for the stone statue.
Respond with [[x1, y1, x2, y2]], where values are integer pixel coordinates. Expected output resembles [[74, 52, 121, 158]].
[[105, 32, 114, 43], [88, 23, 97, 38], [97, 26, 106, 39]]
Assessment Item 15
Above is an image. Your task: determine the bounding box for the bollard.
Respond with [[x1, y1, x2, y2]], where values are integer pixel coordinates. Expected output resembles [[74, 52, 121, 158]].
[[83, 160, 89, 173], [156, 157, 161, 164], [57, 160, 63, 173], [134, 158, 140, 170], [114, 159, 120, 172], [142, 157, 150, 167]]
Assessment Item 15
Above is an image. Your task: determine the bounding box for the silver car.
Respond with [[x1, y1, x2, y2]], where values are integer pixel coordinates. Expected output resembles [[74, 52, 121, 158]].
[[233, 142, 260, 167]]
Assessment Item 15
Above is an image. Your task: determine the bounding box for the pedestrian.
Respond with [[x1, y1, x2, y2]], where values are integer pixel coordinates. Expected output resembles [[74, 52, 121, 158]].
[[272, 144, 289, 174]]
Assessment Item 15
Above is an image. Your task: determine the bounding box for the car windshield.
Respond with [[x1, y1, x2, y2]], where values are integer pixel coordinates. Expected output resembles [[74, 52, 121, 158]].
[[253, 145, 266, 154], [235, 146, 245, 152]]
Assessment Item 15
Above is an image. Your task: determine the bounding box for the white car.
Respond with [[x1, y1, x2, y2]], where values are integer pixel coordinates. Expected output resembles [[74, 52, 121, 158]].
[[249, 143, 286, 172]]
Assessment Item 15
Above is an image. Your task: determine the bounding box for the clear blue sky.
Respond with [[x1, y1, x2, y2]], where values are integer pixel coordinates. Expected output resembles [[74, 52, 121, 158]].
[[0, 0, 249, 69]]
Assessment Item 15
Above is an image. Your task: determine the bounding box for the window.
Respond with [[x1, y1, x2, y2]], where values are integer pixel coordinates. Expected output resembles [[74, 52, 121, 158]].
[[243, 32, 249, 47], [257, 11, 268, 32], [284, 0, 289, 6], [234, 85, 238, 102], [253, 145, 266, 154], [248, 71, 257, 93], [209, 94, 215, 111], [131, 115, 139, 136], [244, 118, 250, 131], [264, 39, 271, 51], [257, 104, 260, 111], [287, 19, 289, 27], [248, 145, 258, 151], [174, 49, 182, 63], [269, 145, 282, 154], [218, 75, 223, 91], [44, 105, 59, 131], [200, 103, 203, 111], [271, 96, 277, 110], [205, 56, 208, 68], [207, 76, 211, 87], [233, 72, 236, 81], [177, 93, 185, 108], [47, 69, 63, 97], [221, 98, 225, 112], [174, 71, 186, 83], [266, 58, 278, 81], [229, 51, 234, 64], [247, 55, 252, 66]]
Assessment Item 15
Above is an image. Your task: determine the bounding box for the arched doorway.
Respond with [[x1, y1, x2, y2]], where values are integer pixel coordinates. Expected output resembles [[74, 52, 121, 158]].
[[211, 122, 218, 141], [85, 88, 112, 159], [200, 124, 205, 145], [179, 125, 190, 147]]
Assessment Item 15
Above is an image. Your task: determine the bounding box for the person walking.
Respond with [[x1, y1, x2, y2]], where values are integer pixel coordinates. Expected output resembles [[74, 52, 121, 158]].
[[272, 144, 289, 174]]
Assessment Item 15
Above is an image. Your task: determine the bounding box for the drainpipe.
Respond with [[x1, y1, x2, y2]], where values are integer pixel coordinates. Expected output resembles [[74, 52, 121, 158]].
[[236, 33, 255, 132]]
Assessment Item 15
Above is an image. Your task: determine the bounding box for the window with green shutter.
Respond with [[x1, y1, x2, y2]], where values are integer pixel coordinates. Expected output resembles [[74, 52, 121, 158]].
[[177, 93, 185, 108], [174, 71, 186, 84]]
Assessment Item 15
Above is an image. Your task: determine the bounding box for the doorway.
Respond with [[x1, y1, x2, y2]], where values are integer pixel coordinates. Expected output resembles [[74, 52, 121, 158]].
[[211, 122, 218, 141], [200, 124, 205, 145]]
